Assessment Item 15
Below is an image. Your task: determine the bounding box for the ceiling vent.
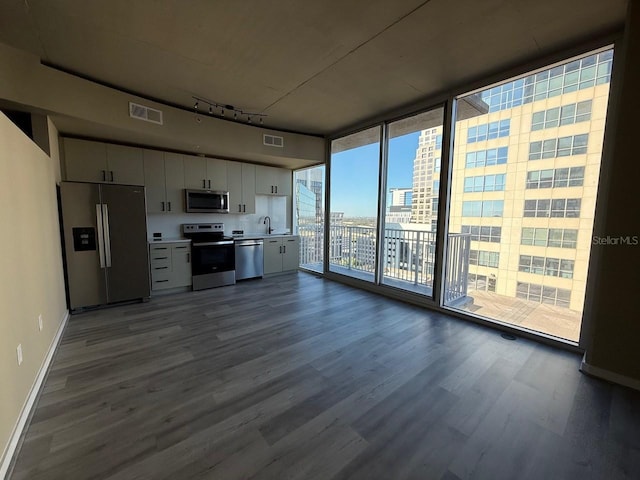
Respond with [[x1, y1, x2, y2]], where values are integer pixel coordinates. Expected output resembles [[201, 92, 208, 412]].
[[263, 134, 284, 148], [129, 102, 163, 125]]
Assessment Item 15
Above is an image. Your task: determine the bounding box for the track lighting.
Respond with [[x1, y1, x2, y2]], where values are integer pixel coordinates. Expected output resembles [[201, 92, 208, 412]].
[[191, 96, 267, 125]]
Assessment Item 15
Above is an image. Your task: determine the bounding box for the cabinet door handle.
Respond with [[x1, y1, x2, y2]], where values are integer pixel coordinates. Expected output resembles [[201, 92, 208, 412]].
[[156, 280, 169, 283], [203, 179, 206, 188], [154, 266, 169, 270], [187, 253, 190, 263], [243, 204, 246, 212], [168, 201, 172, 211], [283, 245, 286, 254], [275, 185, 278, 194], [279, 246, 282, 253], [239, 204, 242, 212], [101, 170, 106, 182], [208, 180, 211, 189], [175, 246, 187, 249], [154, 256, 169, 260], [110, 171, 114, 182], [153, 247, 168, 250], [161, 201, 165, 212]]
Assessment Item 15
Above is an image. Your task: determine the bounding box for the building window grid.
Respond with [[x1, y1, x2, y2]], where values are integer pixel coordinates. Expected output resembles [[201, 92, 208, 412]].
[[521, 227, 578, 248], [529, 134, 589, 160], [531, 100, 592, 131], [467, 119, 510, 143], [516, 282, 571, 307], [523, 198, 581, 218], [465, 147, 509, 168], [464, 174, 506, 192], [462, 200, 505, 217], [469, 250, 500, 268], [526, 166, 585, 189], [462, 225, 502, 243], [480, 50, 612, 113], [518, 255, 575, 279]]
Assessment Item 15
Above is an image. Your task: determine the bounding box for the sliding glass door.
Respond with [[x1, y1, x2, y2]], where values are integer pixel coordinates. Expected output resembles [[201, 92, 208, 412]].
[[329, 127, 381, 282], [382, 107, 444, 298]]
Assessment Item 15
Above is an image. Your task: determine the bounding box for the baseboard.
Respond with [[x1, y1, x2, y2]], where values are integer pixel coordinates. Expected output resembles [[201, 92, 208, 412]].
[[580, 353, 640, 391], [0, 310, 69, 480]]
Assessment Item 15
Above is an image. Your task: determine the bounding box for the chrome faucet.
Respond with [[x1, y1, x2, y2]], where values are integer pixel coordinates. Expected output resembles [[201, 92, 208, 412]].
[[264, 216, 274, 234]]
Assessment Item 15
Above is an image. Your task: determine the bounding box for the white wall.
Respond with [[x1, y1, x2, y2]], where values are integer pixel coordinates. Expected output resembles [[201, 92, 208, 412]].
[[0, 114, 67, 469]]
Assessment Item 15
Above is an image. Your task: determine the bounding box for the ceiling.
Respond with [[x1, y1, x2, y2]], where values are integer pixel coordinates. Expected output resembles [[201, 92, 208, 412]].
[[0, 0, 627, 137]]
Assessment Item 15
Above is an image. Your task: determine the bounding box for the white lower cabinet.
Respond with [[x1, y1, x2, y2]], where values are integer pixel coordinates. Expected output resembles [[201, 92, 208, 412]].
[[149, 243, 192, 291], [263, 236, 299, 275]]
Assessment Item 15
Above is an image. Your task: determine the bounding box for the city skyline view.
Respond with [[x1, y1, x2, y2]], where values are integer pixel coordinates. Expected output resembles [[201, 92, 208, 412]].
[[300, 47, 613, 342], [329, 132, 420, 218]]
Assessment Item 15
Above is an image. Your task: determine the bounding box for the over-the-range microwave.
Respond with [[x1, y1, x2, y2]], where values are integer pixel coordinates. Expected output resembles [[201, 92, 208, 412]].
[[185, 189, 229, 213]]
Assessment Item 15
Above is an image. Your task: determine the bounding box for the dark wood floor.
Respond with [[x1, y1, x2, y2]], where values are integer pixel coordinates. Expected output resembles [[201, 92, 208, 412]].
[[9, 272, 640, 479]]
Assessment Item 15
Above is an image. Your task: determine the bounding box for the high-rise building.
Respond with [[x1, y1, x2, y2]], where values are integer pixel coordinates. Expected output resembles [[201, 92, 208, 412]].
[[410, 129, 442, 227], [409, 49, 612, 333]]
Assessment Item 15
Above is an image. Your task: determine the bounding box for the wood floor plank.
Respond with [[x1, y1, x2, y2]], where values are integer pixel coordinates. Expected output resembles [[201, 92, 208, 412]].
[[7, 272, 640, 480]]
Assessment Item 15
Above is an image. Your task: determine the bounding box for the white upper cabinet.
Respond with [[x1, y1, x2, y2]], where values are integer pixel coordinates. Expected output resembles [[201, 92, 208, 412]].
[[207, 158, 228, 191], [227, 162, 256, 214], [106, 144, 144, 185], [183, 154, 207, 190], [255, 165, 292, 195], [63, 138, 144, 185], [183, 155, 228, 190], [164, 153, 185, 213], [143, 150, 184, 214], [63, 138, 107, 183]]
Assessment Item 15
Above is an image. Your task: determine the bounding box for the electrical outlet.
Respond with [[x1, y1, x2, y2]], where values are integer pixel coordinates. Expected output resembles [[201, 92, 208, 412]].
[[38, 314, 43, 331], [17, 344, 23, 366]]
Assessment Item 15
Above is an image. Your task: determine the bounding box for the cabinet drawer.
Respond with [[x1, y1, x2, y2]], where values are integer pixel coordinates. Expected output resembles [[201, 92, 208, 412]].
[[152, 279, 172, 290], [150, 256, 171, 268]]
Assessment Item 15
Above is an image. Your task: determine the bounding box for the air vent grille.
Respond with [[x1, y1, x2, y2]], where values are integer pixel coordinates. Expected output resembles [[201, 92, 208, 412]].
[[263, 134, 284, 148], [129, 102, 163, 125]]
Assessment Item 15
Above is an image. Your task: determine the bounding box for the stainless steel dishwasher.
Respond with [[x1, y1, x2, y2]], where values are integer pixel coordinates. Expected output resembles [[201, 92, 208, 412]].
[[234, 239, 264, 280]]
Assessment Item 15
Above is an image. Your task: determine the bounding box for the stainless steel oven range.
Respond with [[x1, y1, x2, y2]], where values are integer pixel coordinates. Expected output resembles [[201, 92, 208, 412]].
[[182, 223, 235, 290]]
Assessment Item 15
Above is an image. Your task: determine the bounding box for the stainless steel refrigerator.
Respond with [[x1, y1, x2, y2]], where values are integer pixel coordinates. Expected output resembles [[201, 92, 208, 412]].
[[60, 182, 150, 311]]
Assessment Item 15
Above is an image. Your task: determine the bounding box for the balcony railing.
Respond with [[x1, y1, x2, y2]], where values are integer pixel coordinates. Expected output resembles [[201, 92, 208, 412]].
[[297, 223, 471, 303]]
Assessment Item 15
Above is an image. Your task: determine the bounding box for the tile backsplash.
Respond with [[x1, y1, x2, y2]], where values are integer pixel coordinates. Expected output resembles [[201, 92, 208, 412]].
[[147, 195, 290, 239]]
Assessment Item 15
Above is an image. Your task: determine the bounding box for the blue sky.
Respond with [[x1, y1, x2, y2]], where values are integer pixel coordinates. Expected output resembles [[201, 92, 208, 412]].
[[330, 131, 419, 217]]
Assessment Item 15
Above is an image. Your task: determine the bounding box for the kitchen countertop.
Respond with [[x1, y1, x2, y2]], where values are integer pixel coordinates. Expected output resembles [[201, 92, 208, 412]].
[[148, 239, 192, 244], [147, 235, 298, 243], [232, 234, 298, 240]]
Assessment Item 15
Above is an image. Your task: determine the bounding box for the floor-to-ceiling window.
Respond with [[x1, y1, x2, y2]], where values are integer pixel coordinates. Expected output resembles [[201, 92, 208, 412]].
[[443, 48, 613, 341], [382, 107, 444, 297], [324, 47, 613, 344], [293, 165, 325, 273], [329, 126, 381, 282]]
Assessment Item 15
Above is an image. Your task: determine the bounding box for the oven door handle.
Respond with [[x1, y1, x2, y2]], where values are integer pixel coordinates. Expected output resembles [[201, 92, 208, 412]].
[[192, 240, 235, 246]]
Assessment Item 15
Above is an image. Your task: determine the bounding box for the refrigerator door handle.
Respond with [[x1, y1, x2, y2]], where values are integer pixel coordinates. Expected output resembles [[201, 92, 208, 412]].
[[103, 204, 113, 268], [96, 204, 106, 268]]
